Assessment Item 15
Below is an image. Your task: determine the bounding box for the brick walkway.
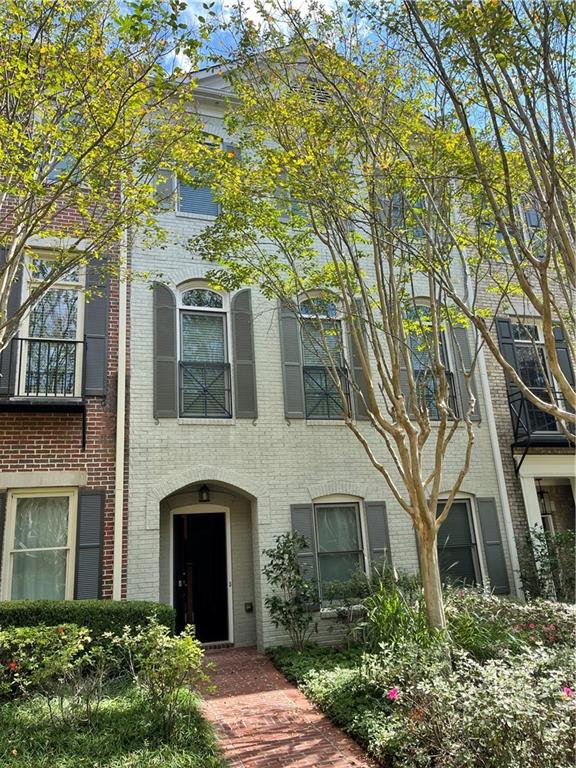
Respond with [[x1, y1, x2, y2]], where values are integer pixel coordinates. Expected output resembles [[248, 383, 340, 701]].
[[203, 647, 378, 768]]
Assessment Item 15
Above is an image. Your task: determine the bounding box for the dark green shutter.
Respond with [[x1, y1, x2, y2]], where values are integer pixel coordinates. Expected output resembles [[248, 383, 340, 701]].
[[477, 497, 510, 595], [290, 503, 317, 584], [84, 261, 109, 396], [231, 289, 258, 419], [347, 299, 370, 420], [452, 326, 480, 420], [495, 318, 520, 394], [279, 301, 305, 418], [74, 490, 104, 599], [0, 247, 22, 396], [153, 283, 177, 418], [0, 492, 6, 588], [365, 501, 391, 569], [553, 325, 575, 388]]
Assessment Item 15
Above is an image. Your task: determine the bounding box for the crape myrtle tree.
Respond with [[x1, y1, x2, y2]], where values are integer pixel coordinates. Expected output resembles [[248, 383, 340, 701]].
[[0, 0, 204, 352], [191, 10, 488, 629], [375, 0, 575, 436]]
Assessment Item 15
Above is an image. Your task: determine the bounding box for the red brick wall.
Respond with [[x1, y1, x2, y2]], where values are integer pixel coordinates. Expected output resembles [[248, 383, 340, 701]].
[[0, 271, 128, 599]]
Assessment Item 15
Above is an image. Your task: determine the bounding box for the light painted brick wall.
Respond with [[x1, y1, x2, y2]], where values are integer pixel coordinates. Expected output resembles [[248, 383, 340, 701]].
[[127, 107, 517, 649]]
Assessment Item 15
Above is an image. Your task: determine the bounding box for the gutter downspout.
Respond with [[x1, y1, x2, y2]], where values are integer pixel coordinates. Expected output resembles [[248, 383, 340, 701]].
[[112, 228, 128, 601], [461, 252, 523, 596]]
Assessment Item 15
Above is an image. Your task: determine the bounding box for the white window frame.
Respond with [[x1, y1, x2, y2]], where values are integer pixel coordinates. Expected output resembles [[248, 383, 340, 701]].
[[312, 497, 367, 601], [177, 282, 233, 419], [17, 255, 85, 398], [1, 487, 78, 601]]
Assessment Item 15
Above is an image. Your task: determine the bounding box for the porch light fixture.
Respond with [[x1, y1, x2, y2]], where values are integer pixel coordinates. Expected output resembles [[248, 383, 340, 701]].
[[199, 484, 210, 503]]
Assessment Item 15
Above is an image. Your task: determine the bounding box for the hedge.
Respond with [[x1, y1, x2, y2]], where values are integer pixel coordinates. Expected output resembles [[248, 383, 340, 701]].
[[0, 600, 176, 637]]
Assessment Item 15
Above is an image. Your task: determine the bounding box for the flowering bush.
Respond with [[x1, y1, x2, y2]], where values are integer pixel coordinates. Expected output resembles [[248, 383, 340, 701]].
[[445, 588, 576, 658], [0, 624, 89, 699]]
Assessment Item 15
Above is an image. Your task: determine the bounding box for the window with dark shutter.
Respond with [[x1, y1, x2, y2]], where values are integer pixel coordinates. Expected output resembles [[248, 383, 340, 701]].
[[437, 500, 480, 587]]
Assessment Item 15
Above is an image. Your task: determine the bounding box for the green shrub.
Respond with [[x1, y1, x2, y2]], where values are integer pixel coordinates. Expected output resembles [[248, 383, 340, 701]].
[[112, 617, 211, 738], [0, 600, 175, 638], [519, 527, 575, 603], [262, 533, 318, 650]]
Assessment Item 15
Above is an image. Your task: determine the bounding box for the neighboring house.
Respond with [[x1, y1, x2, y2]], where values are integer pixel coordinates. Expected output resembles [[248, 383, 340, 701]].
[[126, 70, 519, 650], [488, 313, 575, 581], [0, 243, 127, 603]]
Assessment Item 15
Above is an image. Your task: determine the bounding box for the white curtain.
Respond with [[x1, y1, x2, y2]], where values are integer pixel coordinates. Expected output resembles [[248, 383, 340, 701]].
[[11, 497, 69, 600]]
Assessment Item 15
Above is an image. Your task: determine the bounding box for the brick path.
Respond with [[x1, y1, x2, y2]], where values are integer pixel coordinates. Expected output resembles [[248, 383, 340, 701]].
[[203, 647, 378, 768]]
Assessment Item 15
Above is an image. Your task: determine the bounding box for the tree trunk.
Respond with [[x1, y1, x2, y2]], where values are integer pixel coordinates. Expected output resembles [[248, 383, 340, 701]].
[[416, 524, 446, 630]]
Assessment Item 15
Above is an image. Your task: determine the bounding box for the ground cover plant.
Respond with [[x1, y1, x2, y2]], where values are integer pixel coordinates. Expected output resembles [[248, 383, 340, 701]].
[[269, 584, 576, 768], [0, 615, 225, 768]]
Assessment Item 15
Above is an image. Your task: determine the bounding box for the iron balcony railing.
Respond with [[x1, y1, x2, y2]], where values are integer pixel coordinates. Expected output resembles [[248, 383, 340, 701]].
[[2, 337, 85, 398], [508, 387, 571, 444], [412, 369, 459, 419], [179, 361, 232, 418], [303, 365, 350, 419]]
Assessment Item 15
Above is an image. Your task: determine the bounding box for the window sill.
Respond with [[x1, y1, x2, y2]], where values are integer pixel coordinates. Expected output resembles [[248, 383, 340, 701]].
[[174, 211, 217, 222], [177, 417, 236, 426], [305, 419, 347, 427]]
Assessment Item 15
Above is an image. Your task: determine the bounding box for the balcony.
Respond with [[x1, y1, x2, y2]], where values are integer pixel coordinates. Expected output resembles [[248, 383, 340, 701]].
[[0, 337, 87, 444], [508, 387, 573, 448], [303, 366, 350, 419], [179, 361, 232, 418]]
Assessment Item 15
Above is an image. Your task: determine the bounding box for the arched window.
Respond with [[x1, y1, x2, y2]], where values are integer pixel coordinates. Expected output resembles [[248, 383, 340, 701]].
[[178, 284, 231, 418], [299, 294, 348, 419]]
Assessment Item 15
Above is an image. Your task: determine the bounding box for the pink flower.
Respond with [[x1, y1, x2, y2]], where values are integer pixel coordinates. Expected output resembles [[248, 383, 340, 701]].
[[56, 626, 66, 635], [387, 687, 399, 701], [6, 660, 17, 672], [561, 687, 574, 699], [458, 590, 465, 598], [528, 623, 536, 629]]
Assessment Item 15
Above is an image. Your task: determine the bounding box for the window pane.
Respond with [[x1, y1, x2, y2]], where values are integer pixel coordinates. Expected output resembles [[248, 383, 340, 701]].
[[302, 321, 342, 366], [178, 181, 218, 216], [29, 289, 78, 339], [180, 364, 230, 418], [437, 501, 473, 547], [182, 289, 222, 308], [316, 505, 359, 552], [14, 496, 69, 550], [181, 313, 225, 362], [11, 550, 67, 600], [319, 552, 363, 587], [438, 546, 477, 587], [303, 367, 345, 419]]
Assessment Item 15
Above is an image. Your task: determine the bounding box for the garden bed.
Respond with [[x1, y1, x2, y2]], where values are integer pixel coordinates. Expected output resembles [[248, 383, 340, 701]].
[[269, 591, 576, 768]]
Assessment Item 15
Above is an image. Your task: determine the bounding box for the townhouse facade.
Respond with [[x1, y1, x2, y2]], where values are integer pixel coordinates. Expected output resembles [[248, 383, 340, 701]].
[[0, 69, 573, 649], [125, 71, 522, 649]]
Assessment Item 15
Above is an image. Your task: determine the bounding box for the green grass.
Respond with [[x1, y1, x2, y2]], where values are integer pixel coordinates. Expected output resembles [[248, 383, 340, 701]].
[[0, 685, 226, 768], [268, 644, 362, 685]]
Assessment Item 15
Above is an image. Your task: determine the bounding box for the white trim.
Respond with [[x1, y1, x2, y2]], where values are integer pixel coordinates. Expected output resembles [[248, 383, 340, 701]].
[[1, 487, 78, 601], [0, 471, 87, 489], [168, 503, 233, 645], [517, 454, 576, 478]]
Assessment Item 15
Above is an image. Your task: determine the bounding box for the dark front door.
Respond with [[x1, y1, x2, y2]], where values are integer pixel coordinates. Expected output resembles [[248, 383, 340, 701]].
[[173, 512, 229, 641]]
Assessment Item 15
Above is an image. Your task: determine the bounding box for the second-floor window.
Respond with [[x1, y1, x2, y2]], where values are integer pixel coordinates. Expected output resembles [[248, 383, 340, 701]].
[[407, 303, 456, 419], [300, 297, 348, 420], [179, 287, 231, 418], [20, 259, 85, 398]]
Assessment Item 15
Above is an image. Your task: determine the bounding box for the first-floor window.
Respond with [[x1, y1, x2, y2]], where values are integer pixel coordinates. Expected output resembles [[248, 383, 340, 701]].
[[437, 500, 480, 587], [315, 502, 364, 597], [2, 490, 76, 600]]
